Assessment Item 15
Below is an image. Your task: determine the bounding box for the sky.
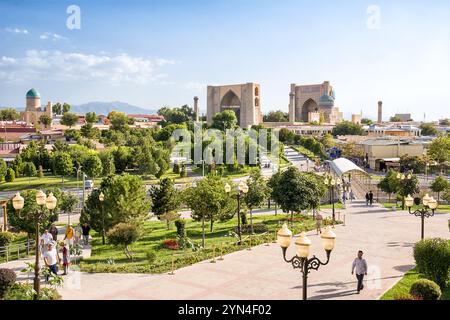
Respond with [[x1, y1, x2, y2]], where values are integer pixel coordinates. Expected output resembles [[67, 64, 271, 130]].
[[0, 0, 449, 121]]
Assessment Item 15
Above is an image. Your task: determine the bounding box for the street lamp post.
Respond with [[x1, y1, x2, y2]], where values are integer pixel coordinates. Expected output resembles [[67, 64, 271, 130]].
[[99, 191, 105, 245], [225, 181, 248, 245], [324, 176, 341, 224], [405, 194, 438, 240], [397, 172, 413, 209], [277, 224, 336, 300], [12, 190, 57, 300]]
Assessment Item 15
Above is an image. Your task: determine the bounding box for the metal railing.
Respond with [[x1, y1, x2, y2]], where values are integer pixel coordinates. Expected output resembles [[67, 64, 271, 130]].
[[0, 239, 36, 263]]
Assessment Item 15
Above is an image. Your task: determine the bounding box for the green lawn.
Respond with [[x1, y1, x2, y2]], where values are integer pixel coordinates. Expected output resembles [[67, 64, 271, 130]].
[[320, 203, 345, 210], [290, 145, 316, 159], [0, 232, 33, 263], [80, 214, 320, 274], [380, 268, 450, 300], [0, 175, 103, 192]]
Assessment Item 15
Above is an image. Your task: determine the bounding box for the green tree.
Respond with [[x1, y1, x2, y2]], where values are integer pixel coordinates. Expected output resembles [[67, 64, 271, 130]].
[[211, 110, 238, 131], [53, 103, 62, 115], [420, 123, 438, 136], [269, 167, 325, 221], [361, 118, 373, 125], [430, 176, 449, 203], [390, 116, 402, 122], [80, 123, 100, 139], [400, 155, 426, 174], [0, 108, 20, 121], [0, 158, 7, 181], [83, 154, 103, 179], [5, 168, 15, 182], [99, 151, 116, 176], [7, 190, 59, 236], [263, 111, 289, 122], [81, 174, 151, 232], [428, 136, 450, 172], [22, 161, 37, 183], [108, 111, 130, 131], [149, 178, 181, 229], [398, 175, 420, 209], [184, 175, 235, 246], [107, 223, 140, 260], [112, 146, 132, 173], [377, 169, 400, 202], [38, 115, 52, 129], [52, 152, 73, 184], [245, 169, 269, 233], [62, 103, 71, 113], [85, 112, 98, 124], [331, 121, 365, 136], [60, 112, 78, 128]]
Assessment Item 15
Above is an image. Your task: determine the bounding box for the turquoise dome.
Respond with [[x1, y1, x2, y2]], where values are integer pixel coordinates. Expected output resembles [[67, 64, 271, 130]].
[[26, 88, 40, 99], [319, 93, 334, 106]]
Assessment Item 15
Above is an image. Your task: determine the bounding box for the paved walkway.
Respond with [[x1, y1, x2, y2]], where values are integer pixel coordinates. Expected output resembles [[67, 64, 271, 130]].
[[57, 201, 449, 300]]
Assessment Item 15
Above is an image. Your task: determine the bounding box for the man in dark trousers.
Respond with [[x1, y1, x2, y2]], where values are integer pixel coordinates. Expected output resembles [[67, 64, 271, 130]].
[[368, 190, 374, 206], [81, 223, 91, 246], [351, 250, 368, 294]]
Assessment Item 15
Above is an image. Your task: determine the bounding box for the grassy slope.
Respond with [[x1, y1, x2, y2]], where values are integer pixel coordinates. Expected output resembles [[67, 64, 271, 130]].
[[380, 268, 450, 300], [80, 214, 318, 274]]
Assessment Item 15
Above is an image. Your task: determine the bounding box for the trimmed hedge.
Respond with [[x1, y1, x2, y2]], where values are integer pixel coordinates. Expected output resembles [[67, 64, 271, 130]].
[[0, 232, 14, 247], [413, 238, 450, 288], [410, 279, 442, 300]]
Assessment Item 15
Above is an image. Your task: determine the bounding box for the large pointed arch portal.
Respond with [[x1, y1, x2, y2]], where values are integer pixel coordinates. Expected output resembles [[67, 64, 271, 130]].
[[300, 98, 319, 122], [220, 90, 241, 125]]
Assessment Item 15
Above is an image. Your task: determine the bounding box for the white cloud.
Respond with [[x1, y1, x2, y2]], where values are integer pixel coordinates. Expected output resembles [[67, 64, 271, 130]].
[[39, 32, 67, 41], [5, 27, 28, 34], [183, 82, 205, 92], [0, 50, 175, 85]]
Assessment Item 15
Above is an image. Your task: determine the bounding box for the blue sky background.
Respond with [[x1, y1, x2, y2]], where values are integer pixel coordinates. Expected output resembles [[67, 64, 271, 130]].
[[0, 0, 449, 120]]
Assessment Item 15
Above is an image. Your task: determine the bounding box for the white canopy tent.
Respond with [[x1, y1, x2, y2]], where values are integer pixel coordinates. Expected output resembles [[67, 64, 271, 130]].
[[329, 158, 369, 177]]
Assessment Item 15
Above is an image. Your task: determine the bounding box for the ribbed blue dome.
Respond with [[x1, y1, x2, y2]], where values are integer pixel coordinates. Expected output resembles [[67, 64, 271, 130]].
[[26, 88, 40, 99], [319, 93, 334, 106]]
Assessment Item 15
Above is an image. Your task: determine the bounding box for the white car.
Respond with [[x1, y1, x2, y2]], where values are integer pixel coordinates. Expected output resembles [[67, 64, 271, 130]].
[[84, 180, 94, 190]]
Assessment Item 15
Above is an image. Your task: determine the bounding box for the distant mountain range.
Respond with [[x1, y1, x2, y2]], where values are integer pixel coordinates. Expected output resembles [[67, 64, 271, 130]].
[[71, 101, 158, 115]]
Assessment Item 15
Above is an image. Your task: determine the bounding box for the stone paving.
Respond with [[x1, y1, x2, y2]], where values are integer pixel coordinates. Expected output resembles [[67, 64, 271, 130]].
[[56, 201, 450, 300]]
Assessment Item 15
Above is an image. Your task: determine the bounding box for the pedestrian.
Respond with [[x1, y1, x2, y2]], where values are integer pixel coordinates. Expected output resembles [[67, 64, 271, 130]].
[[40, 229, 53, 256], [351, 250, 368, 294], [59, 241, 70, 275], [82, 223, 91, 246], [64, 224, 74, 248], [315, 212, 323, 235], [365, 193, 369, 206], [74, 223, 82, 245], [349, 189, 355, 202], [342, 191, 348, 205], [49, 224, 58, 241], [43, 242, 60, 282], [369, 190, 374, 206]]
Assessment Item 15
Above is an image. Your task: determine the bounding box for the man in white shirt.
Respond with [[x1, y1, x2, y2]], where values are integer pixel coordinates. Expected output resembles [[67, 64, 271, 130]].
[[43, 242, 60, 282], [40, 230, 53, 256], [351, 250, 368, 294]]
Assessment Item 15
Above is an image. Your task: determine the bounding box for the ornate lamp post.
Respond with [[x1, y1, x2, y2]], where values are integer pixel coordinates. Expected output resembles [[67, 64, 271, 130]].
[[277, 224, 336, 300], [324, 176, 341, 224], [99, 191, 105, 245], [12, 190, 57, 300], [405, 193, 438, 240], [397, 172, 413, 209], [225, 181, 248, 245]]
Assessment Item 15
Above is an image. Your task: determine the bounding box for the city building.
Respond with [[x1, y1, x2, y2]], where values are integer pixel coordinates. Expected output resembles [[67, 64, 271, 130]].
[[288, 81, 343, 124], [393, 113, 412, 122], [20, 88, 53, 126], [360, 138, 425, 170], [351, 114, 362, 125], [207, 83, 262, 128], [366, 124, 421, 138]]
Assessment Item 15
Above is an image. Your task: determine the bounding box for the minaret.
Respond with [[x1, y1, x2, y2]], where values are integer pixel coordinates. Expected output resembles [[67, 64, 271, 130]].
[[194, 96, 199, 122], [289, 84, 296, 124], [377, 101, 383, 124]]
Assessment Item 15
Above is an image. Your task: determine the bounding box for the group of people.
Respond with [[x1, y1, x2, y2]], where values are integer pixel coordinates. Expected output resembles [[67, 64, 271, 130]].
[[342, 189, 356, 204], [365, 191, 374, 206], [39, 222, 91, 281]]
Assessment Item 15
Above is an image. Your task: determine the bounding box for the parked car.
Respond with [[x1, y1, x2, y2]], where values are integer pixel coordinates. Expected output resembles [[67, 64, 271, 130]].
[[84, 179, 94, 190]]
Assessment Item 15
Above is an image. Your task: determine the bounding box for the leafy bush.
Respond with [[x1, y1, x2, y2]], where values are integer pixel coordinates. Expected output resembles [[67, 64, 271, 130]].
[[5, 168, 15, 182], [0, 232, 14, 247], [393, 293, 422, 300], [240, 211, 248, 225], [175, 219, 186, 238], [0, 268, 17, 299], [4, 283, 61, 300], [409, 279, 442, 300], [173, 163, 180, 174], [238, 223, 268, 234], [107, 223, 140, 260], [163, 239, 179, 250], [413, 238, 450, 288], [145, 250, 156, 264]]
